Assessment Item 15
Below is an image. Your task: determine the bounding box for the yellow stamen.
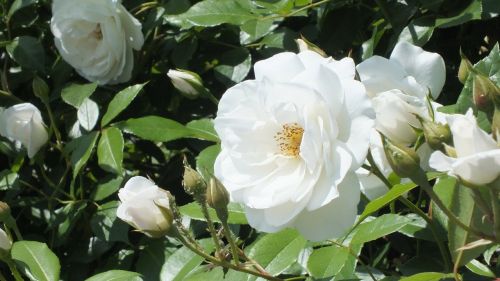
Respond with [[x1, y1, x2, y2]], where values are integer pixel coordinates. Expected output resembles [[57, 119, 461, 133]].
[[274, 123, 304, 157]]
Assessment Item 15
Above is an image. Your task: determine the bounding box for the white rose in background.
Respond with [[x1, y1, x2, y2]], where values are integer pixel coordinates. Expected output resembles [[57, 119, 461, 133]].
[[117, 176, 173, 237], [0, 228, 11, 253], [356, 42, 446, 199], [430, 109, 500, 186], [51, 0, 144, 85], [0, 103, 49, 158], [214, 51, 374, 241]]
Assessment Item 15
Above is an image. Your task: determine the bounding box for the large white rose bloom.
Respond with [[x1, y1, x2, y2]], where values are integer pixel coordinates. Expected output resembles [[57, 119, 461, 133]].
[[0, 103, 49, 158], [356, 42, 446, 199], [214, 51, 375, 241], [430, 109, 500, 186], [117, 176, 173, 238], [51, 0, 144, 85]]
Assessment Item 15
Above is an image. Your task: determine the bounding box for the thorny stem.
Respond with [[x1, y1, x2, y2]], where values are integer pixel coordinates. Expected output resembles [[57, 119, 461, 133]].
[[328, 240, 378, 281], [417, 177, 498, 242], [174, 229, 283, 281], [489, 188, 500, 238], [220, 218, 240, 265], [365, 152, 452, 271], [199, 199, 223, 257]]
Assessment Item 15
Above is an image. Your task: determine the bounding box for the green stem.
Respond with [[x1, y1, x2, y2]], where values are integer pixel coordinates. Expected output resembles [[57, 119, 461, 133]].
[[489, 188, 500, 238], [417, 176, 498, 242], [398, 196, 451, 271], [6, 258, 23, 281], [0, 270, 8, 281], [329, 240, 377, 281], [199, 200, 223, 257], [453, 250, 464, 281], [471, 189, 493, 222], [175, 230, 283, 281], [220, 218, 240, 265], [366, 152, 451, 271]]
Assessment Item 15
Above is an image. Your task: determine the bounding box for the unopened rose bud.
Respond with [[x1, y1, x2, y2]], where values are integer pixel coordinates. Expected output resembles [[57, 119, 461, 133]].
[[0, 228, 12, 255], [167, 69, 208, 99], [207, 177, 230, 210], [32, 76, 50, 104], [491, 107, 500, 140], [381, 133, 421, 178], [473, 74, 499, 111], [182, 166, 207, 197], [417, 116, 452, 151], [0, 202, 11, 223], [207, 177, 230, 223], [295, 37, 327, 57], [458, 50, 473, 84]]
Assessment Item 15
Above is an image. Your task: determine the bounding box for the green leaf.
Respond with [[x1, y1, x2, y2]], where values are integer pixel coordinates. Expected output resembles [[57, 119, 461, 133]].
[[432, 176, 492, 266], [8, 0, 37, 18], [214, 47, 252, 86], [61, 83, 98, 108], [97, 127, 124, 174], [196, 144, 221, 181], [398, 20, 434, 46], [184, 268, 224, 281], [351, 214, 414, 244], [92, 176, 123, 201], [90, 201, 129, 243], [53, 201, 87, 246], [6, 36, 46, 73], [307, 245, 350, 278], [116, 116, 216, 142], [399, 272, 454, 281], [101, 83, 146, 126], [179, 202, 247, 224], [398, 214, 446, 242], [65, 131, 100, 179], [160, 239, 215, 281], [435, 0, 482, 28], [185, 119, 219, 142], [85, 270, 142, 281], [465, 259, 495, 278], [245, 229, 307, 279], [11, 241, 61, 281], [77, 98, 99, 131], [136, 239, 177, 281], [174, 0, 257, 28], [0, 170, 19, 190], [359, 181, 418, 222], [240, 18, 277, 44]]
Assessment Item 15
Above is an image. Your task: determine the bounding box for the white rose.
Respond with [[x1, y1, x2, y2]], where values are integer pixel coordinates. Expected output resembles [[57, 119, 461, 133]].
[[0, 228, 11, 252], [429, 109, 500, 186], [117, 176, 173, 237], [51, 0, 144, 85], [355, 42, 446, 199], [0, 103, 49, 158], [214, 51, 374, 241]]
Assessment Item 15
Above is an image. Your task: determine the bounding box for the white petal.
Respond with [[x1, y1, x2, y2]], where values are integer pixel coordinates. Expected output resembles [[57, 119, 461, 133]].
[[390, 41, 445, 99], [428, 151, 454, 173], [293, 172, 360, 241], [119, 176, 156, 201], [451, 150, 500, 185], [254, 52, 304, 82]]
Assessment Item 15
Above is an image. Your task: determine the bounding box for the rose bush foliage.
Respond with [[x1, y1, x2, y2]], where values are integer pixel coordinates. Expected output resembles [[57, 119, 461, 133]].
[[0, 0, 499, 280]]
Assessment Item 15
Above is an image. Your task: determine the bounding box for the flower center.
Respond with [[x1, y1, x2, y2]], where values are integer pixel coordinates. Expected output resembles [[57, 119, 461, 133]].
[[274, 123, 304, 157], [92, 24, 103, 40]]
